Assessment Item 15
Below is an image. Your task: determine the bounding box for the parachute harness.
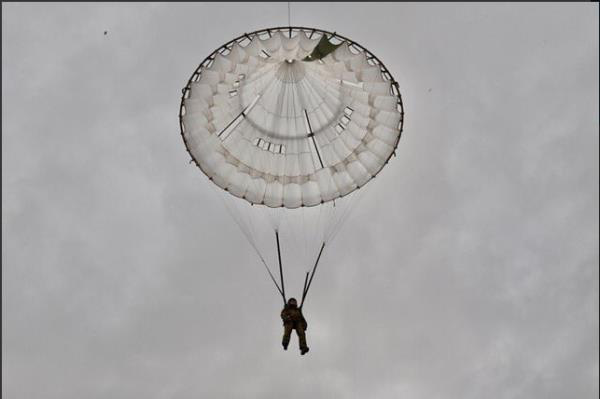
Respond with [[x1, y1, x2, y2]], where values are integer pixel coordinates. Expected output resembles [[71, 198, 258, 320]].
[[273, 228, 325, 307]]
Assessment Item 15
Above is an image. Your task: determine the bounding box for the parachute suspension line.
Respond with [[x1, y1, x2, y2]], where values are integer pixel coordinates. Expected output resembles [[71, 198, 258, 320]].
[[301, 207, 308, 271], [316, 201, 325, 262], [213, 185, 255, 251], [275, 230, 286, 304], [325, 200, 355, 244], [287, 2, 291, 27], [237, 194, 262, 253], [301, 271, 310, 304], [300, 241, 326, 308], [326, 181, 373, 243], [215, 122, 278, 298], [325, 197, 353, 242], [260, 252, 285, 300], [209, 185, 285, 299]]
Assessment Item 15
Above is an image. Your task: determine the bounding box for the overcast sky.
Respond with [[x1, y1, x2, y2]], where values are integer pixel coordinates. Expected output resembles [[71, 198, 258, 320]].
[[2, 3, 599, 398]]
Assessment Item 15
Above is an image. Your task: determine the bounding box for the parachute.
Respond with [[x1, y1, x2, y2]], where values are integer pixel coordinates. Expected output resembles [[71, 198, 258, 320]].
[[179, 27, 404, 306]]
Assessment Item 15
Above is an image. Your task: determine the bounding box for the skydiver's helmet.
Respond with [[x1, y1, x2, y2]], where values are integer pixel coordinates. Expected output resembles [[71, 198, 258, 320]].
[[287, 298, 298, 308]]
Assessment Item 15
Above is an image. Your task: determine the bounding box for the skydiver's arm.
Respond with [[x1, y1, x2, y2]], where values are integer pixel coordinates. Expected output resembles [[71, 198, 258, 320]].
[[281, 308, 292, 322]]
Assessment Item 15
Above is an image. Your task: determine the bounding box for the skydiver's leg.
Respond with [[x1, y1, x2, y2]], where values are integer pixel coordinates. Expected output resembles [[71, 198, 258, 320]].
[[296, 325, 308, 354], [282, 323, 293, 350]]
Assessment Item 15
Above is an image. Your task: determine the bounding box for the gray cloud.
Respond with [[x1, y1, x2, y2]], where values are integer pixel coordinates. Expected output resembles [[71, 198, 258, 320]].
[[2, 3, 598, 398]]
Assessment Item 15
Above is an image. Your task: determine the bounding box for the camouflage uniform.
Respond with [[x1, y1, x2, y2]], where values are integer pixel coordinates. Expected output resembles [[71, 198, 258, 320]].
[[281, 299, 309, 354]]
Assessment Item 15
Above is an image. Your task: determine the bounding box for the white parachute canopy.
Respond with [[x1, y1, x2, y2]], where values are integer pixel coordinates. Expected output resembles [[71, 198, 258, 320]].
[[180, 28, 403, 304]]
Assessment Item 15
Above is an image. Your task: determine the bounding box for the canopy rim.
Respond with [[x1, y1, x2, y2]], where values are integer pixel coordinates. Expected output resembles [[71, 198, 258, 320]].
[[179, 26, 405, 209]]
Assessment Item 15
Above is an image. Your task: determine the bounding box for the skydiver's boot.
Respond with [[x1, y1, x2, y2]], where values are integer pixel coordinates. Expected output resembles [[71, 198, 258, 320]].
[[283, 343, 288, 350], [301, 347, 309, 355]]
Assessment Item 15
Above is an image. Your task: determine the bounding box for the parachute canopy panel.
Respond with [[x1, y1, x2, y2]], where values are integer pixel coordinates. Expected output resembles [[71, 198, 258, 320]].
[[180, 27, 404, 209]]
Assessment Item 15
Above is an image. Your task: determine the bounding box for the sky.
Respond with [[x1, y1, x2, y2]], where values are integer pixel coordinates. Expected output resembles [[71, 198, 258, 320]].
[[2, 3, 599, 398]]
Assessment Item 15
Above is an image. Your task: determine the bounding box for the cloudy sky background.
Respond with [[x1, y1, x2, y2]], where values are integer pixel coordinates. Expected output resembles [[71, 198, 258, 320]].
[[2, 3, 598, 398]]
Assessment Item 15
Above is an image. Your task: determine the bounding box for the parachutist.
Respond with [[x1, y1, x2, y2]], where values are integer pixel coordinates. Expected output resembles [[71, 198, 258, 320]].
[[281, 298, 309, 355], [179, 29, 403, 351]]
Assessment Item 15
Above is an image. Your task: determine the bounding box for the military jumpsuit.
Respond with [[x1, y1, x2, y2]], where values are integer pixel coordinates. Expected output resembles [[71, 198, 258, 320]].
[[281, 304, 308, 352]]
